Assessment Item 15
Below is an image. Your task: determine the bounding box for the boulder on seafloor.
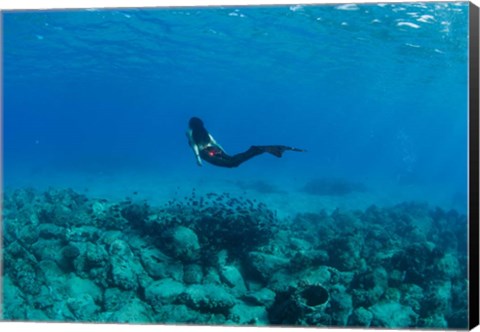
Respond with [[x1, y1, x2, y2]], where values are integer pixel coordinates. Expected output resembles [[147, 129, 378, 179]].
[[110, 259, 138, 291], [289, 249, 329, 272], [103, 287, 136, 311], [85, 242, 109, 267], [228, 303, 269, 325], [25, 309, 50, 321], [327, 233, 364, 271], [16, 224, 40, 247], [108, 239, 147, 291], [153, 304, 201, 324], [434, 253, 460, 280], [71, 241, 109, 280], [59, 243, 81, 266], [36, 259, 65, 290], [179, 284, 236, 315], [390, 242, 442, 285], [165, 261, 184, 282], [2, 276, 27, 320], [66, 226, 101, 242], [350, 267, 388, 306], [4, 241, 35, 261], [38, 223, 67, 240], [66, 293, 100, 321], [10, 258, 41, 295], [145, 278, 185, 311], [247, 251, 290, 282], [138, 247, 171, 279], [328, 286, 353, 326], [203, 267, 222, 285], [240, 287, 276, 308], [29, 285, 58, 318], [399, 283, 424, 312], [348, 307, 373, 327], [100, 297, 153, 323], [183, 264, 203, 284], [268, 270, 297, 293], [163, 226, 200, 262], [421, 280, 452, 315], [31, 239, 63, 262], [420, 313, 448, 328], [65, 274, 103, 304], [300, 266, 332, 286], [369, 301, 418, 328], [220, 265, 247, 295]]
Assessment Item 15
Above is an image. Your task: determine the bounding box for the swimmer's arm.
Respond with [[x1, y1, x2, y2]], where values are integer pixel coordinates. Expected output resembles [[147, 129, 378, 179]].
[[193, 144, 202, 166], [209, 134, 225, 152], [186, 130, 202, 166]]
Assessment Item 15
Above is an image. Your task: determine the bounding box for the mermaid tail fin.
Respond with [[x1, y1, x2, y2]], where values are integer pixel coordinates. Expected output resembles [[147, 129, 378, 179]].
[[259, 145, 306, 158]]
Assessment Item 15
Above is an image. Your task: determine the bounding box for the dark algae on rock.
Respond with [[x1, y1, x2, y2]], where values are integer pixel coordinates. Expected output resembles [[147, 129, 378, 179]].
[[1, 188, 468, 328]]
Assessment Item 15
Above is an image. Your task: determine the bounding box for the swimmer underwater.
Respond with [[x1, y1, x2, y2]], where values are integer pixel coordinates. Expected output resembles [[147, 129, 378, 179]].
[[187, 117, 305, 168]]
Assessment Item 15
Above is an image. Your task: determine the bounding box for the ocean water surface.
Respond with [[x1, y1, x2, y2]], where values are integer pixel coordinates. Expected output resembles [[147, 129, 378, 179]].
[[1, 2, 470, 328]]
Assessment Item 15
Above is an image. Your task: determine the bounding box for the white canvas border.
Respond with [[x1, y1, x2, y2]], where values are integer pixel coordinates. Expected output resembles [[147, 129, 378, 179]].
[[1, 1, 478, 332]]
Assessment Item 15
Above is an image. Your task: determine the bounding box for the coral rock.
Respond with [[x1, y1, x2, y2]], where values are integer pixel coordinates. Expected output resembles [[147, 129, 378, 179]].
[[370, 301, 418, 328], [348, 307, 373, 327], [241, 287, 276, 308], [66, 293, 100, 321], [145, 278, 186, 311], [248, 251, 290, 282], [102, 297, 153, 323], [179, 284, 236, 314], [220, 265, 247, 295], [183, 264, 203, 284], [229, 303, 269, 325], [164, 226, 200, 262]]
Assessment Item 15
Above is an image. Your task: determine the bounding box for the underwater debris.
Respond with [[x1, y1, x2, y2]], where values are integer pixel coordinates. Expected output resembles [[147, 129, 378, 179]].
[[268, 283, 330, 325]]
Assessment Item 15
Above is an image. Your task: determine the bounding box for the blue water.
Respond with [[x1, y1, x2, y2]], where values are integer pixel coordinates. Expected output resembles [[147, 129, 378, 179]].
[[3, 2, 469, 208]]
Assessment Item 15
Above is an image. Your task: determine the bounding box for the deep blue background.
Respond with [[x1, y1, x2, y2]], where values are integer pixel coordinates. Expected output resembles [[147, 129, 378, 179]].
[[2, 2, 469, 209]]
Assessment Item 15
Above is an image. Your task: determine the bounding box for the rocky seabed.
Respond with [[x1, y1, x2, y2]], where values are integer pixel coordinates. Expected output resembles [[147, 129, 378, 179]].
[[1, 188, 468, 328]]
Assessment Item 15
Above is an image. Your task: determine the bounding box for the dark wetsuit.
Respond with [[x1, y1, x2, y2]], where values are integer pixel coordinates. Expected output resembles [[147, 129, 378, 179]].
[[199, 145, 264, 168], [199, 144, 302, 168], [187, 116, 304, 168]]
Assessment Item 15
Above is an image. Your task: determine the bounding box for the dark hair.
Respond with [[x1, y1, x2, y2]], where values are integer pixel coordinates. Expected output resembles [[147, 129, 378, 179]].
[[189, 117, 210, 145]]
